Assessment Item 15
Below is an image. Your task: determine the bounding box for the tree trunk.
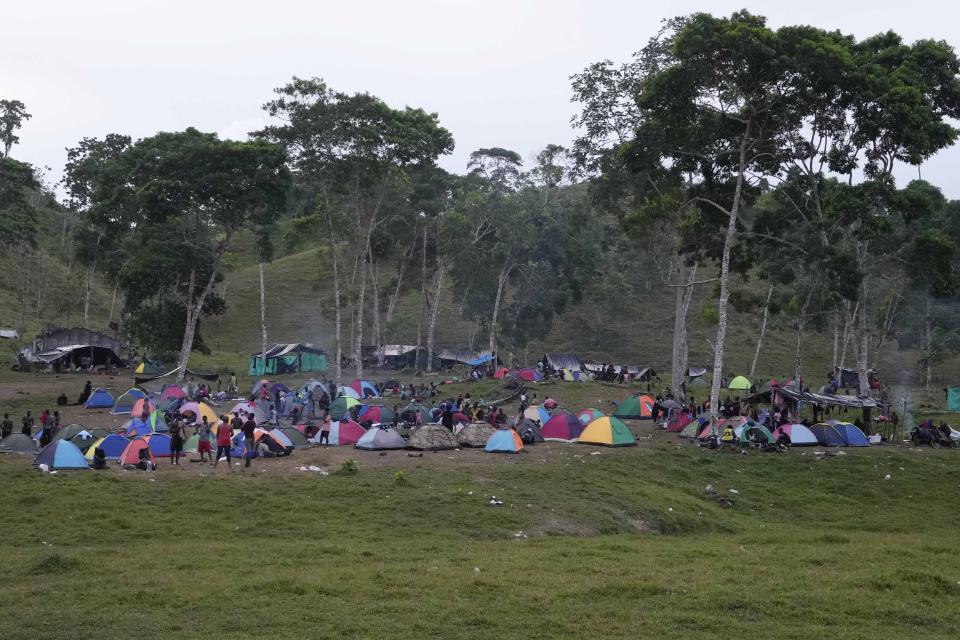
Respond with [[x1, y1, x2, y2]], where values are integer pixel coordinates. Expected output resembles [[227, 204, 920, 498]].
[[174, 269, 198, 383], [258, 260, 268, 376], [671, 259, 697, 401], [795, 289, 814, 383], [414, 223, 427, 371], [839, 299, 859, 370], [108, 278, 120, 327], [369, 257, 383, 368], [83, 266, 94, 327], [832, 310, 839, 369], [856, 273, 870, 397], [709, 123, 751, 419], [325, 202, 343, 382], [925, 294, 933, 394], [749, 284, 774, 379], [426, 262, 445, 373], [353, 242, 368, 380], [489, 260, 513, 355]]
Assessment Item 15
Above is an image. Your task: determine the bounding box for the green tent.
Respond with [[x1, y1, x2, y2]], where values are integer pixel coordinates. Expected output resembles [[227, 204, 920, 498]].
[[248, 343, 326, 376], [679, 421, 701, 438], [330, 397, 360, 421], [688, 377, 709, 389], [948, 386, 960, 412], [735, 423, 774, 445], [728, 375, 752, 391]]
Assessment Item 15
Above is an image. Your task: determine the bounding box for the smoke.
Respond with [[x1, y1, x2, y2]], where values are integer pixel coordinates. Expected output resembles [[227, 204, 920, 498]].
[[892, 368, 914, 438]]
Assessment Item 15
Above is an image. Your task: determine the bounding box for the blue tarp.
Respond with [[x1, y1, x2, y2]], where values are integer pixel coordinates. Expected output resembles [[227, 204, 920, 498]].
[[465, 354, 495, 366]]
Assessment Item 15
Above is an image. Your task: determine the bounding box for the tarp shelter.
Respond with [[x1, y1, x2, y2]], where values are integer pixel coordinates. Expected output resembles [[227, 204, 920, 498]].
[[355, 427, 406, 450], [248, 343, 326, 376], [613, 395, 655, 420], [688, 367, 708, 378], [832, 422, 870, 446], [579, 417, 636, 447], [542, 353, 583, 373], [457, 422, 496, 447], [406, 424, 458, 451], [576, 409, 605, 425], [358, 405, 395, 425], [1, 433, 37, 453], [835, 367, 876, 390], [728, 376, 752, 391], [331, 397, 360, 421], [361, 344, 422, 368], [517, 419, 545, 443], [948, 385, 960, 412], [111, 388, 146, 415], [772, 424, 818, 446], [26, 344, 124, 370], [85, 434, 130, 460], [84, 388, 114, 409], [542, 414, 584, 442], [349, 380, 380, 398], [35, 440, 88, 469], [437, 349, 498, 367], [485, 429, 524, 453], [118, 438, 156, 466], [810, 423, 846, 446]]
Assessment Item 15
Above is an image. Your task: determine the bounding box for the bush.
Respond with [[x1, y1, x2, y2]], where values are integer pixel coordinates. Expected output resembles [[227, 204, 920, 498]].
[[336, 458, 358, 476]]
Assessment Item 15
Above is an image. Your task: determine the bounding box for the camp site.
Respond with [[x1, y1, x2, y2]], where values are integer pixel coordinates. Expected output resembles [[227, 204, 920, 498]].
[[4, 4, 960, 639]]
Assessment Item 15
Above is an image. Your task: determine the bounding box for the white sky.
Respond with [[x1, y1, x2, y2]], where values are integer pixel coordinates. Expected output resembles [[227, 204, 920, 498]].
[[3, 0, 958, 194]]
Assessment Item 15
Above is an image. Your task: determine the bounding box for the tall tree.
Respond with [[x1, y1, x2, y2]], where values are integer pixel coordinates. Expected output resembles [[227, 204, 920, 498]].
[[0, 99, 31, 158]]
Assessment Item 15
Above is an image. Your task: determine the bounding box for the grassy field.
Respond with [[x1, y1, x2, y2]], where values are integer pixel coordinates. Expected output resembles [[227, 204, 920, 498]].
[[2, 373, 960, 638]]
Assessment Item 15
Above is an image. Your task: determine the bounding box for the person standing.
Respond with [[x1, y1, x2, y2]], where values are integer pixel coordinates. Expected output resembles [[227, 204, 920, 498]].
[[243, 413, 257, 468], [196, 415, 213, 464], [318, 413, 331, 446], [169, 415, 186, 465], [21, 411, 34, 436], [441, 404, 454, 431], [38, 410, 53, 447], [268, 403, 278, 426], [78, 380, 92, 405], [213, 415, 233, 469], [1, 414, 12, 439]]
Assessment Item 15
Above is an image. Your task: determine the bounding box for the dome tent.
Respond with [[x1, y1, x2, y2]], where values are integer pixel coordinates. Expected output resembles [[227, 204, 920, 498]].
[[727, 376, 752, 391], [579, 417, 636, 447], [772, 424, 818, 446], [84, 388, 115, 409], [1, 433, 38, 454], [311, 420, 365, 446], [516, 419, 544, 444], [85, 434, 130, 460], [542, 414, 584, 442], [456, 422, 496, 448], [330, 397, 361, 421], [355, 427, 406, 450], [576, 409, 604, 425], [111, 388, 146, 415], [485, 429, 524, 453], [613, 395, 655, 420], [406, 424, 458, 451], [35, 440, 89, 469]]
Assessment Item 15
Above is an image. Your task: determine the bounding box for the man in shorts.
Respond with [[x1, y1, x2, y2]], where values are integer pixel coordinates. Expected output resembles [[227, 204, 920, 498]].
[[169, 415, 186, 465], [196, 415, 213, 464]]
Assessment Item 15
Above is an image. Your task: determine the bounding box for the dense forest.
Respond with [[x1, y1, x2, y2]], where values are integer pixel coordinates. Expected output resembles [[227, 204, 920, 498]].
[[4, 11, 960, 413]]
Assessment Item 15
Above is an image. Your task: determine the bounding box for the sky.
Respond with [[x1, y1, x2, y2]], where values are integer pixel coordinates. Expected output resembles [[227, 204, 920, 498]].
[[4, 0, 959, 195]]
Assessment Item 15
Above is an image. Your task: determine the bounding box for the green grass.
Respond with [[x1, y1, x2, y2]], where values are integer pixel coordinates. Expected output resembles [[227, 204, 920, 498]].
[[1, 436, 960, 638]]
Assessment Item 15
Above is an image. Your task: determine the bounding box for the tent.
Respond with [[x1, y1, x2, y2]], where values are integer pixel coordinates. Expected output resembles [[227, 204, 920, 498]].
[[138, 433, 173, 457], [230, 401, 268, 423], [130, 398, 155, 418], [399, 403, 433, 425], [833, 422, 871, 447], [180, 402, 219, 425], [523, 405, 551, 425], [457, 422, 496, 448], [160, 385, 186, 402], [516, 419, 545, 444], [493, 367, 509, 379], [313, 420, 365, 446], [358, 405, 395, 425], [355, 427, 406, 450], [680, 419, 705, 439], [406, 424, 458, 451], [248, 343, 326, 376], [230, 429, 289, 458], [183, 432, 216, 453], [111, 388, 146, 415], [84, 388, 114, 409], [331, 397, 361, 421], [122, 416, 153, 438], [349, 380, 380, 398], [52, 423, 93, 443], [613, 395, 655, 420], [734, 423, 775, 445], [85, 434, 130, 460], [516, 368, 542, 382], [728, 376, 752, 391], [485, 428, 524, 453], [947, 386, 960, 412], [337, 386, 361, 400], [35, 440, 89, 469], [542, 414, 584, 442], [719, 416, 750, 429], [68, 428, 110, 450], [772, 424, 818, 446], [579, 417, 636, 447], [576, 409, 605, 425], [275, 427, 309, 449], [118, 438, 157, 466], [810, 423, 846, 447], [688, 377, 710, 389], [0, 433, 37, 453]]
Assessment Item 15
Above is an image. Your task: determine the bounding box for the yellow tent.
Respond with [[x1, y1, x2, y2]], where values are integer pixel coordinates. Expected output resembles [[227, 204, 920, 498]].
[[579, 417, 637, 447]]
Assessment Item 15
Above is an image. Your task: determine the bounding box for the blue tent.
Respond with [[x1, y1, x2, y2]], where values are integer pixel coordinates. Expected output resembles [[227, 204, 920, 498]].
[[123, 417, 153, 437], [810, 423, 846, 447], [84, 388, 114, 409], [111, 388, 146, 415], [485, 429, 523, 453], [92, 434, 130, 459], [834, 422, 870, 447], [35, 440, 89, 469]]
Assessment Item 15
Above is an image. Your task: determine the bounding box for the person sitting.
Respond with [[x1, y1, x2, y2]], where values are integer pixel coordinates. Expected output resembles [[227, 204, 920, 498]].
[[77, 380, 92, 406], [720, 424, 736, 450], [92, 446, 108, 470]]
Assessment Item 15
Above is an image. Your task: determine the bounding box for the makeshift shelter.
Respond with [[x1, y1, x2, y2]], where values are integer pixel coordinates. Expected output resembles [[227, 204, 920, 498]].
[[542, 353, 583, 373], [85, 434, 130, 460], [406, 424, 458, 451], [349, 380, 380, 398], [613, 395, 655, 420], [179, 402, 218, 425], [579, 417, 636, 447], [523, 405, 551, 425], [485, 428, 524, 453], [355, 427, 406, 450], [948, 386, 960, 412], [772, 424, 818, 446], [111, 388, 146, 415], [118, 438, 156, 466], [810, 423, 846, 447], [576, 409, 605, 425], [542, 414, 584, 442], [457, 422, 496, 448], [35, 440, 89, 469], [84, 388, 114, 409], [728, 376, 752, 391], [330, 397, 361, 421], [1, 433, 37, 453], [437, 348, 498, 368], [362, 344, 422, 369], [248, 343, 326, 376], [24, 344, 124, 371], [832, 422, 870, 446], [358, 405, 395, 425], [517, 419, 545, 444]]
